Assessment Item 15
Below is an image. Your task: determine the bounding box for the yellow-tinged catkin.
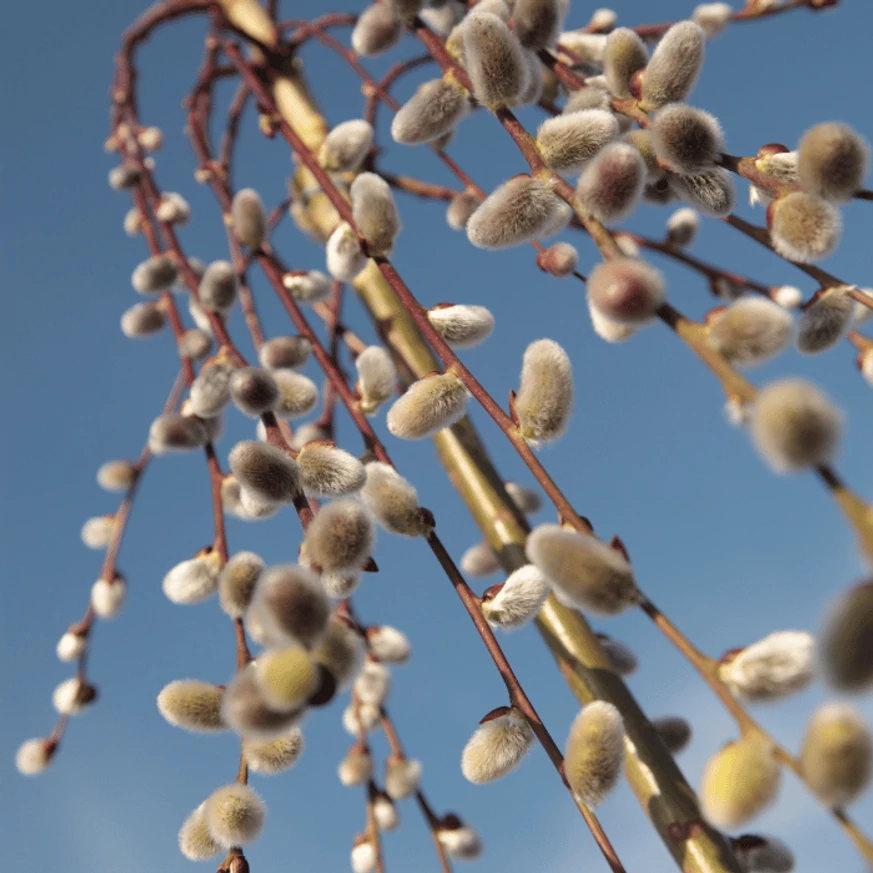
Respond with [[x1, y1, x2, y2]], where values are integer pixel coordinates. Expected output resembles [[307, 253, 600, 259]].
[[158, 680, 225, 732], [700, 735, 781, 829], [386, 372, 469, 439], [820, 580, 873, 692], [356, 345, 397, 415], [178, 803, 223, 861], [218, 551, 264, 619], [360, 461, 433, 537], [564, 701, 626, 807], [319, 119, 373, 172], [203, 784, 266, 848], [243, 727, 304, 775], [461, 706, 535, 784], [391, 78, 469, 145], [303, 500, 375, 572], [254, 648, 319, 712], [603, 28, 647, 98], [526, 525, 638, 615], [768, 192, 841, 264], [514, 338, 573, 444], [221, 664, 302, 740], [800, 703, 872, 807]]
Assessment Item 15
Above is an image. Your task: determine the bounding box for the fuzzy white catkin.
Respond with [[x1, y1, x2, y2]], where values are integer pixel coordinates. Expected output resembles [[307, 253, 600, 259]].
[[514, 338, 574, 444], [505, 482, 542, 515], [155, 192, 191, 225], [467, 175, 567, 250], [121, 301, 165, 338], [588, 298, 638, 343], [351, 839, 376, 873], [750, 378, 842, 473], [461, 707, 535, 783], [312, 617, 366, 689], [354, 659, 392, 707], [132, 254, 178, 294], [228, 440, 300, 503], [244, 730, 305, 775], [640, 21, 706, 111], [352, 4, 403, 57], [526, 525, 638, 615], [57, 631, 86, 662], [231, 188, 267, 249], [718, 631, 815, 702], [768, 192, 842, 264], [149, 413, 209, 454], [651, 104, 724, 175], [463, 11, 526, 107], [391, 78, 469, 145], [91, 576, 126, 619], [373, 794, 399, 831], [385, 757, 422, 799], [319, 567, 362, 599], [360, 461, 431, 537], [652, 716, 692, 755], [535, 109, 619, 174], [163, 554, 221, 605], [731, 835, 794, 873], [575, 142, 646, 224], [564, 701, 626, 807], [339, 749, 374, 787], [819, 581, 873, 692], [250, 564, 330, 649], [350, 172, 401, 257], [460, 541, 500, 577], [97, 459, 136, 492], [795, 288, 855, 354], [304, 500, 376, 573], [797, 122, 870, 204], [282, 270, 332, 304], [436, 822, 482, 859], [692, 3, 733, 37], [707, 297, 794, 368], [259, 335, 312, 370], [178, 803, 223, 861], [81, 515, 114, 549], [512, 0, 562, 50], [319, 120, 373, 172], [204, 784, 266, 848], [158, 680, 225, 732], [597, 634, 638, 676], [356, 345, 397, 415], [666, 207, 700, 248], [669, 167, 736, 217], [367, 625, 411, 663], [52, 678, 92, 715], [344, 702, 381, 735], [199, 261, 238, 313], [273, 369, 320, 420], [218, 552, 264, 619], [16, 738, 52, 776], [427, 305, 495, 349], [297, 443, 366, 498], [482, 565, 550, 630], [326, 222, 367, 281], [386, 372, 469, 439]]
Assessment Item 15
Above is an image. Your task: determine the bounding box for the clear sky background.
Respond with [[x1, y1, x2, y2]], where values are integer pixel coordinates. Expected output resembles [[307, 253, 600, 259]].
[[4, 1, 873, 872]]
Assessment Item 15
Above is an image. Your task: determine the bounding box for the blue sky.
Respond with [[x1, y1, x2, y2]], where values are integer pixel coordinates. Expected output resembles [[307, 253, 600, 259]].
[[4, 1, 873, 872]]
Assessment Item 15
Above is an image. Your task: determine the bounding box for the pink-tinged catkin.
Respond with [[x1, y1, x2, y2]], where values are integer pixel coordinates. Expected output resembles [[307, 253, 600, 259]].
[[767, 192, 841, 263], [537, 241, 579, 279], [527, 525, 638, 615], [587, 258, 666, 325], [231, 188, 267, 249], [391, 78, 469, 145], [603, 28, 648, 98], [536, 109, 619, 174], [797, 122, 869, 203], [800, 703, 872, 807], [350, 172, 401, 257], [386, 371, 469, 439], [701, 735, 781, 829], [651, 104, 724, 175], [640, 21, 706, 111], [352, 4, 402, 57], [461, 706, 535, 783], [467, 175, 567, 250], [575, 142, 646, 224], [463, 11, 527, 107], [819, 580, 873, 692], [514, 338, 574, 444], [564, 701, 626, 807], [749, 378, 842, 473]]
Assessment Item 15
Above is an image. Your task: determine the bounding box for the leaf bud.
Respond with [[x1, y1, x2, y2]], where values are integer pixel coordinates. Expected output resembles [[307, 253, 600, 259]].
[[700, 735, 781, 828], [668, 167, 736, 217], [461, 706, 535, 783], [527, 524, 638, 615], [514, 338, 574, 444], [460, 541, 500, 578], [229, 440, 300, 503], [303, 500, 376, 573], [749, 378, 842, 473], [392, 77, 469, 145], [350, 172, 401, 257], [651, 104, 723, 175], [536, 109, 619, 174], [386, 371, 469, 439], [360, 461, 433, 537], [243, 727, 304, 775], [352, 3, 403, 57], [467, 175, 568, 249], [326, 221, 367, 281], [575, 142, 646, 223], [231, 188, 267, 249], [132, 254, 178, 294], [604, 28, 648, 98], [178, 803, 222, 861], [204, 783, 265, 848], [157, 680, 225, 732], [795, 286, 854, 354], [640, 21, 706, 111], [385, 756, 422, 799], [163, 552, 221, 605], [219, 551, 264, 619], [652, 715, 692, 754], [564, 701, 626, 807], [706, 296, 794, 367], [820, 580, 873, 692], [250, 564, 330, 648], [718, 631, 815, 702], [121, 301, 165, 338], [463, 11, 526, 107], [588, 258, 665, 325], [481, 565, 550, 630], [800, 703, 871, 807], [797, 122, 869, 203], [427, 303, 495, 349], [91, 574, 126, 619]]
